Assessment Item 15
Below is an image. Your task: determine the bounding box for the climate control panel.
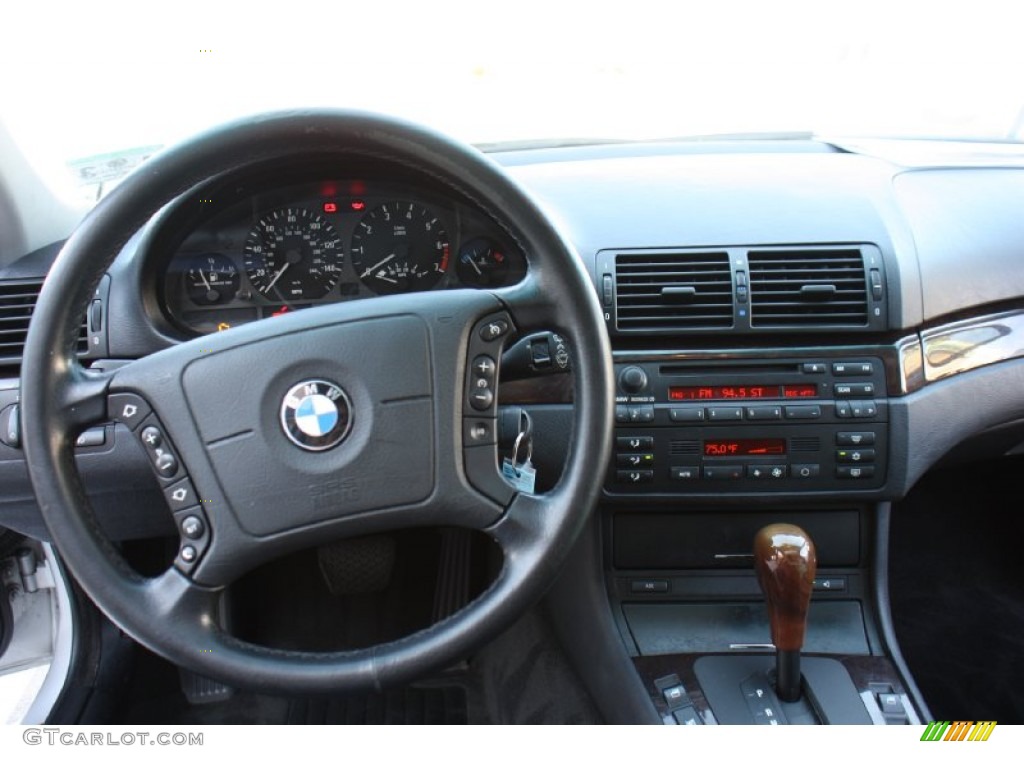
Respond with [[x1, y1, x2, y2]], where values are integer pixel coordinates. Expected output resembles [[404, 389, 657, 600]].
[[607, 357, 888, 494]]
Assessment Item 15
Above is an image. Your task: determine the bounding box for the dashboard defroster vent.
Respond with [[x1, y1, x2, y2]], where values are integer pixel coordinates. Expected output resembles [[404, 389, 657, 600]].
[[615, 251, 733, 331], [0, 279, 88, 368], [748, 249, 869, 327]]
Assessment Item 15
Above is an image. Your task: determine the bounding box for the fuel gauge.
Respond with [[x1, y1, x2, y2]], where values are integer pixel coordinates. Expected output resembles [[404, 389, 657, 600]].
[[456, 237, 510, 288], [186, 253, 240, 305]]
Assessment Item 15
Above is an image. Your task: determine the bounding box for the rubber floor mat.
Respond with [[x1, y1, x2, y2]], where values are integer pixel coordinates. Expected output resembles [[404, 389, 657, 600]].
[[287, 686, 468, 724]]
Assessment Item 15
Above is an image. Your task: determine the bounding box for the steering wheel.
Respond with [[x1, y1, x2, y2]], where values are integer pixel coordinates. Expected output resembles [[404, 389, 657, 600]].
[[20, 111, 613, 693]]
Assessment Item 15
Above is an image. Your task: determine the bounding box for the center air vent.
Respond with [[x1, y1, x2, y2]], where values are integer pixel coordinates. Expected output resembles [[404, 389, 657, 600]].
[[0, 279, 89, 369], [614, 251, 733, 331], [748, 249, 869, 327]]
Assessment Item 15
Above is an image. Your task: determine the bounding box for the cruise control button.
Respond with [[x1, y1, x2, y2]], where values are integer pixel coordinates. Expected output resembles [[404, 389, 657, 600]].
[[836, 465, 875, 479], [108, 393, 151, 430], [164, 478, 197, 511], [836, 431, 875, 446], [836, 448, 876, 463]]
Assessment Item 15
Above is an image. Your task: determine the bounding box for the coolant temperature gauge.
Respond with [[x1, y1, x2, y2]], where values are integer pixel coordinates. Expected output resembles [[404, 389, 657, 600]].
[[456, 237, 509, 288], [186, 253, 240, 305]]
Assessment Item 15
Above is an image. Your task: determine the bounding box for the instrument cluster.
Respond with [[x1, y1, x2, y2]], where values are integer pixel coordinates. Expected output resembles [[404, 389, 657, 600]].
[[159, 179, 525, 336]]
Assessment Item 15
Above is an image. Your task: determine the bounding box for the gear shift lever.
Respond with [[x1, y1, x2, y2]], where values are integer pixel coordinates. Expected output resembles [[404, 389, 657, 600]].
[[754, 523, 816, 702]]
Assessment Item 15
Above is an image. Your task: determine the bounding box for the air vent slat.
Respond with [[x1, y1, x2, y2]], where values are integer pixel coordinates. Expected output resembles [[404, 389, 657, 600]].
[[748, 249, 868, 328], [0, 279, 89, 366], [615, 251, 733, 331]]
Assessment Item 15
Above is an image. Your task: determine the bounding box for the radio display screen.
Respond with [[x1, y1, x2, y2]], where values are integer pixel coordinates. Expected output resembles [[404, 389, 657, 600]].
[[703, 438, 787, 456], [668, 384, 817, 400]]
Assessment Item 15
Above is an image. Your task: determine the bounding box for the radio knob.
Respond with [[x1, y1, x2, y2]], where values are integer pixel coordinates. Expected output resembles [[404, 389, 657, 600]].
[[619, 366, 649, 394]]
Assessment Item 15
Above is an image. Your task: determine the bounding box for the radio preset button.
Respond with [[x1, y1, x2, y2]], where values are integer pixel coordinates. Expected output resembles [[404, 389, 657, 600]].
[[746, 406, 782, 421], [747, 464, 787, 480], [836, 431, 876, 446], [670, 466, 700, 481], [617, 469, 654, 484], [707, 407, 744, 422], [703, 465, 744, 480], [616, 452, 654, 468], [617, 436, 653, 450], [836, 448, 876, 463], [669, 407, 705, 423], [837, 465, 875, 479], [784, 405, 821, 420], [790, 463, 821, 479], [835, 401, 853, 418]]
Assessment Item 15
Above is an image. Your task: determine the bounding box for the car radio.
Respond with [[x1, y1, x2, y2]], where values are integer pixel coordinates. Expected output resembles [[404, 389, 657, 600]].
[[607, 357, 888, 493]]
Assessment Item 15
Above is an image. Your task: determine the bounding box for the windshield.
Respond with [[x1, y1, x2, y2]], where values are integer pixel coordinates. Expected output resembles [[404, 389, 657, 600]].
[[4, 0, 1023, 200]]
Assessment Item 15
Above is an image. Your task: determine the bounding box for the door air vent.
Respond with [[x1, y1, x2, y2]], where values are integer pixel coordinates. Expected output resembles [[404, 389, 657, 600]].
[[0, 280, 88, 368], [615, 251, 733, 331], [748, 249, 869, 327]]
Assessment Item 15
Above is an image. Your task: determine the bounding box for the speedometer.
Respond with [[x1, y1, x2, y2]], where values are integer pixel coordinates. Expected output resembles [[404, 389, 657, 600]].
[[242, 207, 343, 300], [350, 202, 450, 295]]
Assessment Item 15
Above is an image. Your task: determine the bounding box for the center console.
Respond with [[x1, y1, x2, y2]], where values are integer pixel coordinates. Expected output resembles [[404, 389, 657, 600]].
[[607, 356, 889, 493]]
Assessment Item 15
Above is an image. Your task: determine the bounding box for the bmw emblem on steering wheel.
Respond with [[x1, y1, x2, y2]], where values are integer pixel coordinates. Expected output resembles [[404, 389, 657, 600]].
[[280, 379, 353, 451]]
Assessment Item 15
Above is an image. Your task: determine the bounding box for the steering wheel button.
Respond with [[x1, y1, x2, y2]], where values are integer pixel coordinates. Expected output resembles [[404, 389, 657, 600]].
[[108, 393, 151, 430], [472, 355, 496, 381], [141, 426, 163, 448], [164, 478, 197, 511], [180, 545, 197, 563], [470, 389, 494, 411], [181, 516, 205, 541], [479, 320, 509, 341], [154, 450, 179, 478]]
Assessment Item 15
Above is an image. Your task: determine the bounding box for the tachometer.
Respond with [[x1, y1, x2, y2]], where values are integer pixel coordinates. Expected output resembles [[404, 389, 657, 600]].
[[242, 208, 343, 300], [350, 202, 450, 295], [185, 253, 240, 305]]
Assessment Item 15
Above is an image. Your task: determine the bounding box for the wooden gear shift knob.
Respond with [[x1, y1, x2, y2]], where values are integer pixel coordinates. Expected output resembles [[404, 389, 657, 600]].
[[754, 524, 817, 652]]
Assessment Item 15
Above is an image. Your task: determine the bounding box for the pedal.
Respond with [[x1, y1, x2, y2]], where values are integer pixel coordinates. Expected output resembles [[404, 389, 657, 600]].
[[179, 667, 234, 705]]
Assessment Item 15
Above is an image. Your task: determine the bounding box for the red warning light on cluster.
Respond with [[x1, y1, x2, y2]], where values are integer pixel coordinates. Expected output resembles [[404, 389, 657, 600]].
[[322, 202, 338, 213], [350, 200, 366, 211]]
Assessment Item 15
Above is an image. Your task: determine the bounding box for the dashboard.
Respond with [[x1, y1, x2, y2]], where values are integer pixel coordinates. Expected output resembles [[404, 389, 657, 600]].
[[155, 177, 525, 336]]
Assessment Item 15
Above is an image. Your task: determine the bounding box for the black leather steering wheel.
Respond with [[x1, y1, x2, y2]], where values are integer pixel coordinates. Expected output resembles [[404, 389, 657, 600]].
[[20, 111, 613, 693]]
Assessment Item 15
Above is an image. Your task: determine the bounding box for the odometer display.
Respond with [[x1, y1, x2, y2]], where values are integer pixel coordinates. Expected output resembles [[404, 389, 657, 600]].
[[668, 384, 817, 400], [703, 438, 787, 456]]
